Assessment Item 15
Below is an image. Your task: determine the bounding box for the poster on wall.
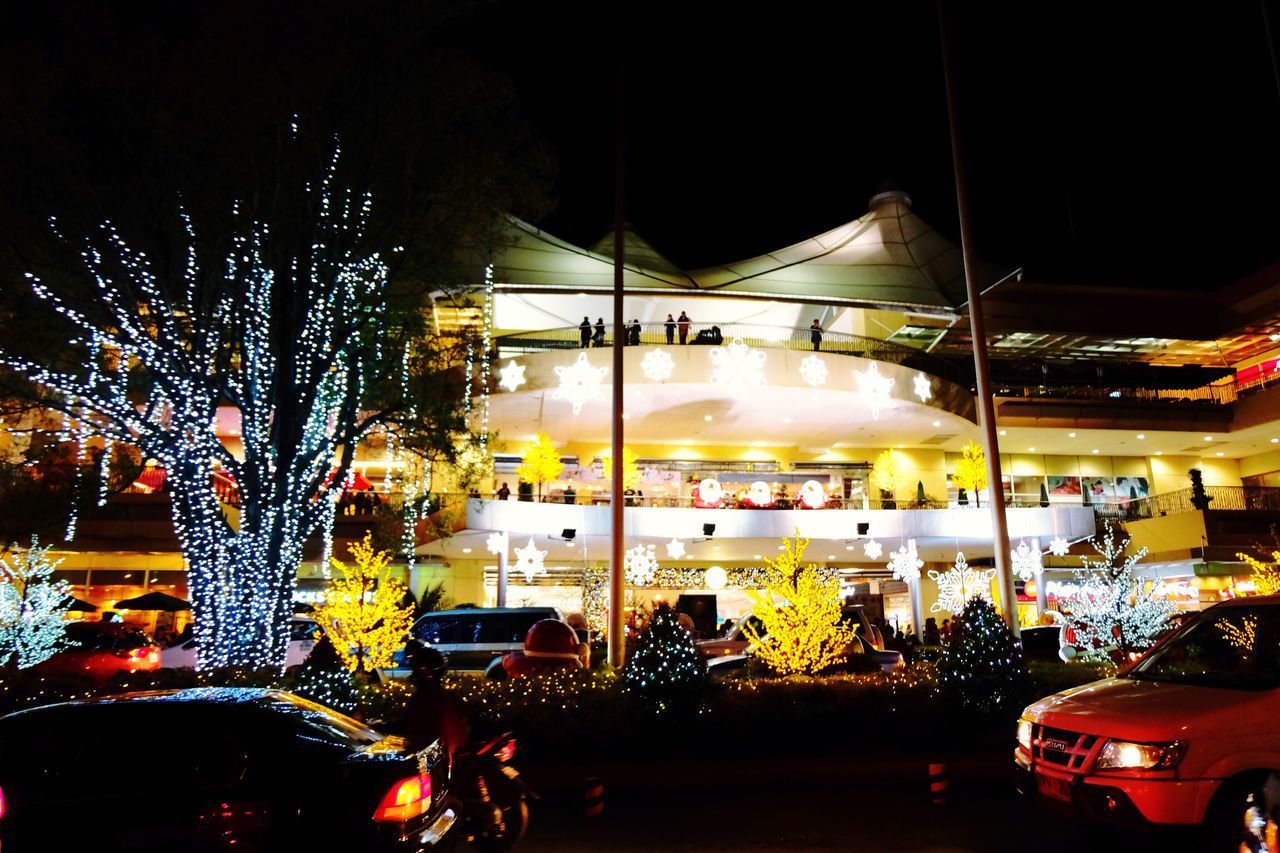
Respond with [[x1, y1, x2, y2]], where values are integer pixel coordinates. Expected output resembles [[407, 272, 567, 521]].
[[1115, 476, 1150, 502], [1046, 475, 1082, 496], [1082, 476, 1114, 500]]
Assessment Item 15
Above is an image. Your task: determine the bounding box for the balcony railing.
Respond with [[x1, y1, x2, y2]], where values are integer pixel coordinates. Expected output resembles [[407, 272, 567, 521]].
[[1115, 485, 1280, 519], [493, 323, 971, 387]]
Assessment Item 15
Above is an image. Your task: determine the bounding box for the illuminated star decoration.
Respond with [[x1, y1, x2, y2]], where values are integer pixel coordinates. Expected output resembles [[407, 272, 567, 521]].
[[799, 354, 828, 387], [929, 552, 996, 613], [641, 348, 675, 381], [862, 538, 883, 560], [665, 538, 686, 559], [624, 543, 660, 586], [498, 360, 526, 392], [709, 337, 766, 397], [513, 537, 547, 583], [1011, 539, 1041, 581], [855, 362, 895, 419], [553, 352, 608, 414], [485, 531, 507, 556], [1048, 536, 1070, 557], [886, 540, 922, 582], [913, 372, 933, 403]]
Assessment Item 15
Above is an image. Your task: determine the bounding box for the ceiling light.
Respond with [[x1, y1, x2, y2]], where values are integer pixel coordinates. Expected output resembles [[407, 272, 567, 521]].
[[704, 415, 713, 422], [827, 555, 836, 560], [1204, 436, 1213, 442], [1215, 451, 1225, 457], [1028, 447, 1035, 452], [932, 420, 941, 427], [777, 545, 785, 550], [1068, 432, 1076, 438], [461, 548, 472, 554], [845, 544, 855, 551], [1136, 434, 1145, 440], [1155, 451, 1163, 456], [1272, 438, 1279, 444], [621, 413, 630, 420], [753, 554, 762, 560], [999, 430, 1007, 436], [1091, 449, 1099, 454]]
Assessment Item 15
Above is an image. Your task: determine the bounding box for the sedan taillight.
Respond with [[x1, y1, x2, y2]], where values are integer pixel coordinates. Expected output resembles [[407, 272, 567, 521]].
[[372, 772, 432, 822]]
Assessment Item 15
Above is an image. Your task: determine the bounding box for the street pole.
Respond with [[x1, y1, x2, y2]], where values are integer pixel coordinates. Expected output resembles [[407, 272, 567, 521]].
[[607, 72, 627, 669], [939, 0, 1018, 635]]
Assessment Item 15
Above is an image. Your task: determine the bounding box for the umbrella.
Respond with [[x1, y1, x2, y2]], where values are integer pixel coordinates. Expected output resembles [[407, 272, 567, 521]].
[[62, 596, 97, 613], [113, 591, 191, 612]]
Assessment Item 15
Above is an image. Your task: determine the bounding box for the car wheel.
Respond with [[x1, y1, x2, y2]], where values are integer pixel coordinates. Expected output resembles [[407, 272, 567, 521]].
[[1207, 772, 1280, 853], [470, 785, 529, 852]]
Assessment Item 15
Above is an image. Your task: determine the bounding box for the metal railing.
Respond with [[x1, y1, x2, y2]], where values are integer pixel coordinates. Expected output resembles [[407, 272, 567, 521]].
[[493, 322, 971, 387], [1116, 485, 1280, 519], [992, 383, 1238, 406]]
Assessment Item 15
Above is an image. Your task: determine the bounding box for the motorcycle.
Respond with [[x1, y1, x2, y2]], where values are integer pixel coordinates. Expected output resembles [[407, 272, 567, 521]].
[[449, 732, 536, 851]]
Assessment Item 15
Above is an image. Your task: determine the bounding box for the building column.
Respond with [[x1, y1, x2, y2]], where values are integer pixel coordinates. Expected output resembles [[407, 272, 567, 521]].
[[909, 576, 924, 642], [494, 530, 510, 608], [1032, 536, 1048, 616]]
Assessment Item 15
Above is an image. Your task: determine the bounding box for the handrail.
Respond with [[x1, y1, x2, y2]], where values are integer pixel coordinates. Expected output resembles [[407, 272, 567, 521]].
[[493, 322, 971, 387]]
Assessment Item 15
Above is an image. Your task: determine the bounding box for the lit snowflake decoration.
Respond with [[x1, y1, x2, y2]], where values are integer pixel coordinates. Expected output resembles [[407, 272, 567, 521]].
[[641, 348, 675, 381], [498, 360, 527, 392], [855, 362, 895, 419], [929, 552, 995, 613], [862, 539, 883, 560], [665, 538, 686, 559], [553, 352, 608, 414], [1011, 539, 1041, 581], [912, 372, 932, 402], [485, 531, 507, 556], [1048, 536, 1070, 557], [886, 541, 922, 582], [799, 354, 828, 387], [625, 543, 660, 586], [709, 337, 766, 397], [513, 537, 547, 583]]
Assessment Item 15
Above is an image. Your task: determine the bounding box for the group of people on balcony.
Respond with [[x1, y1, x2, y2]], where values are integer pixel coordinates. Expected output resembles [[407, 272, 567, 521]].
[[579, 311, 724, 348]]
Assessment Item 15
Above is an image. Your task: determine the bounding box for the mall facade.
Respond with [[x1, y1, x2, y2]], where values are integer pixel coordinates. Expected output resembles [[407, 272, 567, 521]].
[[14, 189, 1280, 636]]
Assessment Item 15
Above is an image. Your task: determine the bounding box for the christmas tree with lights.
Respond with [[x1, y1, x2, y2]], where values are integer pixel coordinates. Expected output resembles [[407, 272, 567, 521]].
[[623, 603, 706, 698], [313, 534, 413, 673], [1065, 520, 1172, 661], [0, 538, 72, 669], [938, 596, 1028, 712]]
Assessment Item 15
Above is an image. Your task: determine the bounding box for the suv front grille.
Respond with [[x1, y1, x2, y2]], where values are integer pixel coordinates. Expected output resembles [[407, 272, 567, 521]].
[[1032, 724, 1101, 773]]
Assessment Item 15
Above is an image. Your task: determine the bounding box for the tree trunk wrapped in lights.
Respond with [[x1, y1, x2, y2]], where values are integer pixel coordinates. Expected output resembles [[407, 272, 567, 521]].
[[0, 136, 470, 671]]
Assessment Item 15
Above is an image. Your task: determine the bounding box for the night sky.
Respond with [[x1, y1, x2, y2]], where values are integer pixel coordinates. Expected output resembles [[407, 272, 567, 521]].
[[467, 1, 1280, 291]]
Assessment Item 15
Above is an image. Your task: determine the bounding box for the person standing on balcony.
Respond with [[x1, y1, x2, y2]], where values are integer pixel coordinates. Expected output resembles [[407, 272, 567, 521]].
[[664, 313, 676, 345], [677, 310, 691, 344], [592, 317, 605, 347], [496, 482, 511, 501], [810, 319, 823, 351], [579, 316, 591, 348], [628, 319, 642, 345]]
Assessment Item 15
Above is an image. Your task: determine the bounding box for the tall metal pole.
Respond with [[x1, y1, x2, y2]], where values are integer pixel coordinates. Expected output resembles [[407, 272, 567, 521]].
[[939, 0, 1018, 635], [607, 72, 627, 668]]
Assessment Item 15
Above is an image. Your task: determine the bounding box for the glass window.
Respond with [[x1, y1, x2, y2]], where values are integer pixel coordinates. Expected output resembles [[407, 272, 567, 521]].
[[1128, 605, 1280, 690], [259, 693, 381, 748], [477, 614, 528, 644], [414, 615, 471, 645], [52, 569, 88, 585], [289, 620, 320, 642]]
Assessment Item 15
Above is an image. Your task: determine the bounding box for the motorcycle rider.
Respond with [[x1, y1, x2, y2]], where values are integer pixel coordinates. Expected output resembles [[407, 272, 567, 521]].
[[399, 640, 469, 759]]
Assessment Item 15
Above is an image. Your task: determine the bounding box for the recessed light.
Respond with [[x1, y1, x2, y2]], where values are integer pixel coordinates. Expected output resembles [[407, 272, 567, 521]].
[[704, 415, 713, 422], [1091, 449, 1099, 454], [898, 444, 904, 449], [753, 554, 762, 560], [1204, 436, 1213, 442], [621, 413, 630, 420], [1216, 451, 1225, 457], [827, 555, 836, 560], [932, 420, 941, 427], [1136, 434, 1145, 440], [1028, 447, 1036, 452], [461, 548, 472, 554], [845, 544, 855, 551], [999, 430, 1007, 436], [1068, 432, 1076, 438], [1155, 451, 1163, 456], [1272, 438, 1279, 444]]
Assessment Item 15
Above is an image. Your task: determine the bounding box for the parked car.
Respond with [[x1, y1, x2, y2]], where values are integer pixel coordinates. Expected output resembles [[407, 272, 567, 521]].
[[35, 621, 159, 681], [406, 607, 563, 673], [160, 617, 321, 669], [1015, 595, 1280, 849], [0, 688, 455, 852], [696, 606, 904, 672]]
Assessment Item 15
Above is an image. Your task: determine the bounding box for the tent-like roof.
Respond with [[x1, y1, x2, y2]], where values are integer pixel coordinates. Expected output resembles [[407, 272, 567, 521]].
[[452, 190, 1007, 313]]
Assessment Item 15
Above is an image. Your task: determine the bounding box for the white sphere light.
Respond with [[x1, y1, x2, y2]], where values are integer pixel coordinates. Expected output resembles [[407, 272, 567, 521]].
[[704, 565, 728, 590]]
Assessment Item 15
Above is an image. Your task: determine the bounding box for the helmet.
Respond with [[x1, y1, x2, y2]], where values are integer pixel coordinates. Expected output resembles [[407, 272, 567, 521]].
[[404, 639, 448, 679]]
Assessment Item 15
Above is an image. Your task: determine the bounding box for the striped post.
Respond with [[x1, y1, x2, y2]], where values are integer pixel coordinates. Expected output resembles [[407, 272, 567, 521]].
[[584, 777, 605, 818], [928, 762, 950, 805]]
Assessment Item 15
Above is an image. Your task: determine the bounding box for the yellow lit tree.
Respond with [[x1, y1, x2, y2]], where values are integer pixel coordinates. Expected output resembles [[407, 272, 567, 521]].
[[953, 440, 988, 507], [313, 534, 413, 673], [743, 535, 856, 676], [870, 449, 905, 505], [1236, 549, 1280, 596], [515, 432, 563, 501], [602, 445, 641, 490]]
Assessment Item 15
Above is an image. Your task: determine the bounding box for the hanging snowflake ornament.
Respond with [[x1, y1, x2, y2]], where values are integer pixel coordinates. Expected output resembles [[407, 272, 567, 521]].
[[709, 337, 766, 397], [485, 531, 507, 556], [553, 352, 608, 414], [498, 360, 527, 392], [799, 354, 828, 387], [625, 543, 660, 586], [855, 362, 895, 419], [641, 348, 675, 381], [1011, 539, 1041, 581], [912, 372, 933, 402], [862, 539, 883, 560], [886, 540, 922, 581], [1048, 536, 1071, 557], [929, 552, 996, 613], [665, 538, 686, 559], [513, 537, 547, 583]]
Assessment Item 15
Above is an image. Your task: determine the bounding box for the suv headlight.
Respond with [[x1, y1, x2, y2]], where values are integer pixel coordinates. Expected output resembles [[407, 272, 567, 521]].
[[1095, 739, 1187, 771], [1016, 719, 1033, 751]]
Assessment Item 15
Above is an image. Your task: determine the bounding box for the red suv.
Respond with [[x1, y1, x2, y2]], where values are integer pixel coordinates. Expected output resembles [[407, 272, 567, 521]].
[[1016, 595, 1280, 849], [37, 622, 160, 681]]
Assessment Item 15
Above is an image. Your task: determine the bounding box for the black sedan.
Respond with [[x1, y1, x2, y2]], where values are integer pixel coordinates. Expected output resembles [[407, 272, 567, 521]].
[[0, 688, 455, 852]]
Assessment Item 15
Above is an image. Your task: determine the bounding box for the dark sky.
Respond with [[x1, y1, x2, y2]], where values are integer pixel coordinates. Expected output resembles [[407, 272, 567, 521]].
[[465, 1, 1280, 290]]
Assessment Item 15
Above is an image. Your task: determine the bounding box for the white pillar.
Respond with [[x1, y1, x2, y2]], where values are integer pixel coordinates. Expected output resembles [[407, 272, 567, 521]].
[[909, 577, 924, 642], [1032, 536, 1048, 616], [496, 531, 509, 608]]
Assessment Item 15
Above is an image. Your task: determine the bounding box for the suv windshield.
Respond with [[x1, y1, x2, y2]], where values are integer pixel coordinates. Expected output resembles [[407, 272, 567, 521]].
[[1127, 604, 1280, 690]]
